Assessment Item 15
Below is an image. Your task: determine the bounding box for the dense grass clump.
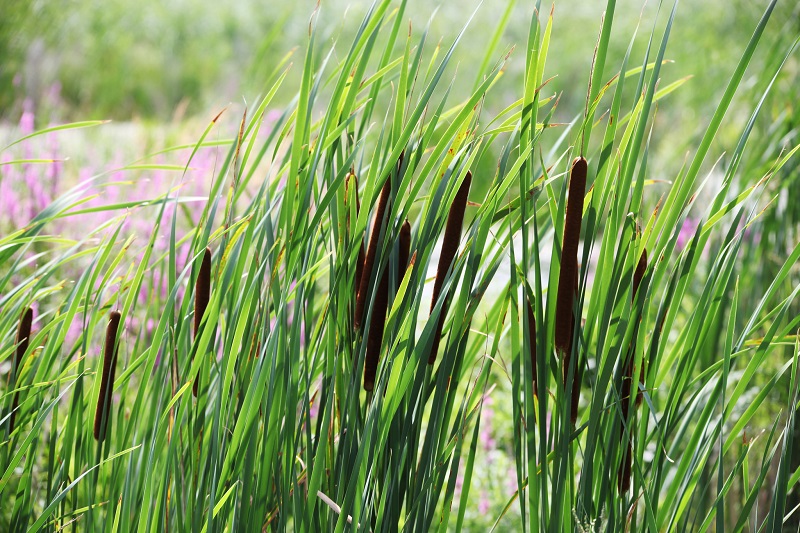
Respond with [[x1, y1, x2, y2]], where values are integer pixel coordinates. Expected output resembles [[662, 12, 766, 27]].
[[1, 0, 799, 531]]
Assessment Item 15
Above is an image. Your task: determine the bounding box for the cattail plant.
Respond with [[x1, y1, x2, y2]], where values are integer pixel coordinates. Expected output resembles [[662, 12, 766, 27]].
[[554, 157, 586, 423], [9, 306, 33, 433], [429, 171, 471, 365], [354, 175, 394, 331], [94, 310, 121, 442], [193, 247, 212, 397], [617, 248, 648, 493]]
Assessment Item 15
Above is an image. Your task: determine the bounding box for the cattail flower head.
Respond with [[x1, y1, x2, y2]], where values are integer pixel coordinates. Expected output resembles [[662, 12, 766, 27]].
[[94, 310, 121, 442], [363, 263, 390, 392], [194, 247, 212, 337], [9, 307, 33, 433], [398, 220, 411, 279], [193, 247, 212, 397], [554, 157, 587, 356], [354, 178, 392, 330], [429, 170, 471, 365]]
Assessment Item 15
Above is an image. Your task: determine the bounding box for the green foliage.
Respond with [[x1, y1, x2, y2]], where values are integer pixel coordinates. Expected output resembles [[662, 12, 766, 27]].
[[1, 0, 800, 531]]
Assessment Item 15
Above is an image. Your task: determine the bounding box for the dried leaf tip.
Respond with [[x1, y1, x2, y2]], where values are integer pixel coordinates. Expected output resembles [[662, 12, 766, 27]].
[[94, 310, 121, 442], [429, 171, 472, 365], [554, 157, 587, 355]]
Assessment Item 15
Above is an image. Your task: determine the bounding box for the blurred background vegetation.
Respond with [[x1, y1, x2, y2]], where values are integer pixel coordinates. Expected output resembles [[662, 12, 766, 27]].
[[3, 0, 797, 122]]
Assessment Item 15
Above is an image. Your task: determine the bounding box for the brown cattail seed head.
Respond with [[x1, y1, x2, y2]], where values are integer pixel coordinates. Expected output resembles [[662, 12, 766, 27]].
[[194, 247, 212, 337], [354, 178, 392, 330], [363, 264, 390, 392], [9, 307, 33, 433], [193, 247, 212, 396], [429, 171, 472, 365], [554, 157, 587, 356], [94, 310, 121, 442], [633, 248, 647, 298], [618, 440, 633, 494]]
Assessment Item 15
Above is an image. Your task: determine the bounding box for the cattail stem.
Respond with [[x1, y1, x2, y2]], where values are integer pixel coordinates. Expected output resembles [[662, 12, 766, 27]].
[[554, 157, 587, 356], [525, 297, 538, 397], [9, 307, 33, 433], [193, 247, 212, 397], [354, 178, 392, 331], [94, 310, 121, 442], [429, 171, 471, 365]]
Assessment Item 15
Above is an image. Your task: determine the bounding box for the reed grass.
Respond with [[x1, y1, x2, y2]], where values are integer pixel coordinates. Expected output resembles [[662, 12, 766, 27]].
[[0, 1, 798, 530]]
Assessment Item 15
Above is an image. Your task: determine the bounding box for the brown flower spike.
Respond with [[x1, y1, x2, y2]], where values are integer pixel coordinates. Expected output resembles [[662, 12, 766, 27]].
[[9, 307, 33, 433], [94, 310, 121, 442], [554, 157, 587, 356], [193, 247, 212, 397], [429, 171, 471, 365], [354, 176, 393, 331], [526, 297, 538, 397]]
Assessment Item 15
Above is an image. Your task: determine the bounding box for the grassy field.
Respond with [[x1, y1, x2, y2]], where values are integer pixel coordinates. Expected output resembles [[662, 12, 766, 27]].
[[1, 0, 800, 531]]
